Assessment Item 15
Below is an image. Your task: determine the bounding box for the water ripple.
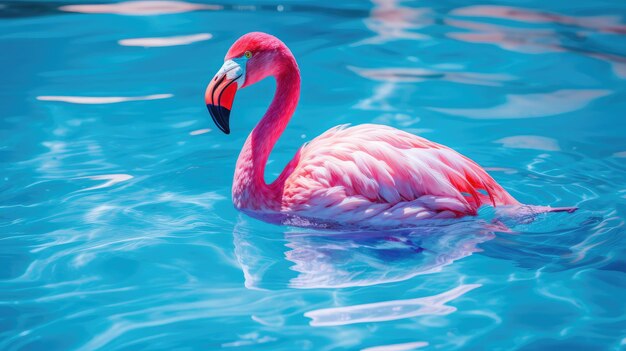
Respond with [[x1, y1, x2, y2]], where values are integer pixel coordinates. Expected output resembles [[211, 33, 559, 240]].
[[189, 128, 212, 136], [118, 33, 212, 47], [451, 5, 626, 34], [361, 341, 429, 351], [76, 174, 133, 192], [36, 94, 173, 104], [430, 89, 611, 119], [304, 284, 481, 326], [349, 66, 515, 86], [496, 136, 560, 151], [60, 1, 221, 15]]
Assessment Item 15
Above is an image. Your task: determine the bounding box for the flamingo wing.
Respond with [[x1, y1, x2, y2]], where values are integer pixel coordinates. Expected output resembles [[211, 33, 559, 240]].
[[281, 124, 519, 224]]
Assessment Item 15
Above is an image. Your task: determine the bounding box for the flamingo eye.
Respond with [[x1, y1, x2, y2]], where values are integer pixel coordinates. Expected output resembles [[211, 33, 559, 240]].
[[244, 51, 253, 59]]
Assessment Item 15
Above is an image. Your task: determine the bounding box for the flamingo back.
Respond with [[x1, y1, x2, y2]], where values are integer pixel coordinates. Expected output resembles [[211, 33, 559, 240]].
[[281, 124, 519, 226]]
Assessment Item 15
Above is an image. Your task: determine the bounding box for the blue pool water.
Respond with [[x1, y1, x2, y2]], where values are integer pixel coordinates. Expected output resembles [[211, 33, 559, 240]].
[[2, 0, 626, 350]]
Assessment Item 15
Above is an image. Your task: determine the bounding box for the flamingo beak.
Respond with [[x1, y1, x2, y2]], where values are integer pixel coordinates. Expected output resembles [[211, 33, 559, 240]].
[[205, 59, 244, 134]]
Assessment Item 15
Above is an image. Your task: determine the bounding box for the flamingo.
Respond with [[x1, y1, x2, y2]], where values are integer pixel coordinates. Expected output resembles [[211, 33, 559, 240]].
[[205, 32, 576, 228]]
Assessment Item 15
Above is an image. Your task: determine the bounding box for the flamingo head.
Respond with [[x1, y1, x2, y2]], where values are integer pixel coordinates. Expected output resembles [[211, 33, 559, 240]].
[[205, 32, 290, 134]]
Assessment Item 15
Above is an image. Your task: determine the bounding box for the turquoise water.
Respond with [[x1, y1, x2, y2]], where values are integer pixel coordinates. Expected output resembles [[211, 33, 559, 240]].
[[2, 0, 626, 349]]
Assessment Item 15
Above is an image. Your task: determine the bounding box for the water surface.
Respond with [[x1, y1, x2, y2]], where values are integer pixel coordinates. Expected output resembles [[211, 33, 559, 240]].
[[1, 0, 626, 350]]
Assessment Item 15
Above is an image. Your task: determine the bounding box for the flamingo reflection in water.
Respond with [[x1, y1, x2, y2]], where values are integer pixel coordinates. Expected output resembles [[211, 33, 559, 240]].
[[232, 214, 505, 290]]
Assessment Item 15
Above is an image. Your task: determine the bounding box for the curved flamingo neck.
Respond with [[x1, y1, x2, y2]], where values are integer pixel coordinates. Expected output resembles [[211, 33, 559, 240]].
[[232, 53, 300, 211]]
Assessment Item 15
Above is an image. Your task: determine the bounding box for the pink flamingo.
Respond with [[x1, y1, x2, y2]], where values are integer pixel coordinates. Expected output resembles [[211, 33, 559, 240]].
[[205, 32, 576, 228]]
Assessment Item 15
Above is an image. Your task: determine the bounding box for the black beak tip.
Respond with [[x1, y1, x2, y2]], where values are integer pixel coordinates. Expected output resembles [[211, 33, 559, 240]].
[[206, 104, 231, 135]]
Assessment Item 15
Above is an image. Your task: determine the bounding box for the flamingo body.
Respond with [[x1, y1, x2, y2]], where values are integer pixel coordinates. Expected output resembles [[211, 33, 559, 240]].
[[205, 32, 575, 228], [278, 124, 518, 227]]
